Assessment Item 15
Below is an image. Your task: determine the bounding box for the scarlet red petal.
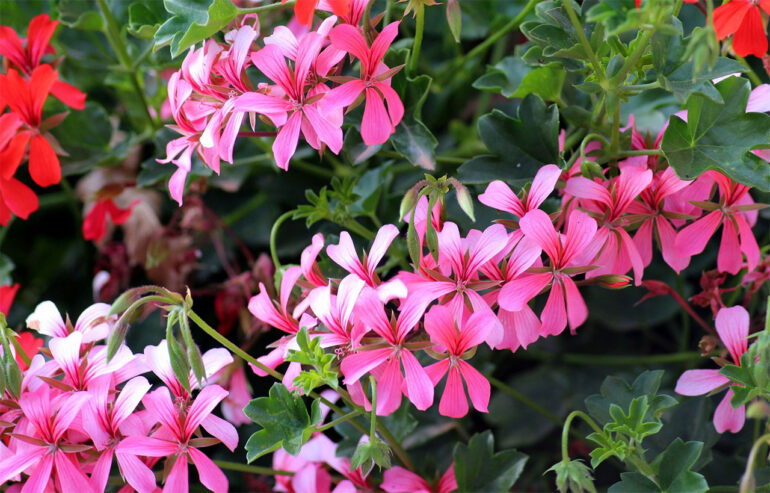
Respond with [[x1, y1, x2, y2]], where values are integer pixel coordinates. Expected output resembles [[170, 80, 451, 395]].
[[28, 134, 61, 187], [50, 80, 86, 110], [732, 6, 768, 58], [27, 14, 59, 68], [28, 65, 58, 125], [0, 26, 28, 72], [82, 200, 108, 242], [0, 131, 31, 180], [713, 0, 752, 40], [105, 198, 139, 225], [0, 283, 19, 316], [295, 0, 319, 26], [0, 176, 39, 220]]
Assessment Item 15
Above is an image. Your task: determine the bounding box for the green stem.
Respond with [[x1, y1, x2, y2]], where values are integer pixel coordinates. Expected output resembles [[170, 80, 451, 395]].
[[213, 460, 295, 476], [368, 376, 378, 439], [562, 0, 607, 84], [9, 331, 31, 367], [735, 55, 763, 86], [610, 103, 621, 158], [617, 149, 664, 157], [223, 193, 268, 226], [559, 351, 702, 366], [741, 433, 770, 492], [611, 28, 655, 86], [317, 409, 364, 432], [452, 0, 538, 70], [342, 218, 376, 240], [383, 0, 393, 26], [290, 159, 336, 179], [561, 410, 603, 461], [408, 3, 425, 76], [95, 0, 157, 130], [269, 211, 295, 271], [239, 0, 296, 14], [488, 375, 563, 426]]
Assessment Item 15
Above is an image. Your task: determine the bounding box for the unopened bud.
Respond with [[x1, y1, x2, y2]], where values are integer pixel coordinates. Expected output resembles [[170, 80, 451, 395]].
[[399, 187, 419, 222], [580, 160, 603, 179], [450, 178, 475, 222], [746, 401, 770, 419], [446, 0, 462, 43], [596, 274, 632, 289]]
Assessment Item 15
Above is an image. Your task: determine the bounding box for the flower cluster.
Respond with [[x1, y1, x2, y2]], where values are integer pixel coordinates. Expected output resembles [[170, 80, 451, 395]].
[[159, 0, 404, 205], [0, 300, 244, 492], [0, 14, 86, 225], [248, 81, 768, 431]]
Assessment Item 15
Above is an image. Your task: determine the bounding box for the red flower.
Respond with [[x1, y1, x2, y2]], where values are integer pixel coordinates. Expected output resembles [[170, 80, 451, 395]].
[[82, 197, 139, 242], [713, 0, 770, 58], [0, 113, 38, 225], [15, 332, 43, 371], [0, 65, 65, 188], [0, 13, 85, 109], [0, 283, 19, 315]]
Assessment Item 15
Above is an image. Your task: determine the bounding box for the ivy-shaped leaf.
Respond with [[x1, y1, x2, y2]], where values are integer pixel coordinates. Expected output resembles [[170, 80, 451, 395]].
[[473, 56, 566, 102], [154, 0, 239, 57], [586, 431, 626, 468], [661, 76, 770, 191], [453, 431, 528, 493], [243, 383, 322, 462], [585, 370, 677, 426], [286, 327, 339, 394], [605, 396, 663, 442], [652, 439, 708, 493], [128, 1, 168, 39]]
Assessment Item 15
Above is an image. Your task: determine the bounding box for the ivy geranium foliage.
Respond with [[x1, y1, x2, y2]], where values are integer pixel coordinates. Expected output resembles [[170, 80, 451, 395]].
[[1, 0, 770, 491]]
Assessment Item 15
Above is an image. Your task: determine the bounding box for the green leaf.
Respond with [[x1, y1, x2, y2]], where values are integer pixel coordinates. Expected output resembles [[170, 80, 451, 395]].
[[56, 0, 104, 30], [586, 0, 647, 36], [608, 472, 660, 492], [453, 431, 528, 493], [585, 370, 676, 426], [0, 254, 14, 286], [391, 117, 438, 171], [547, 460, 598, 493], [243, 383, 316, 462], [50, 102, 118, 173], [605, 396, 662, 442], [587, 431, 626, 468], [154, 0, 239, 57], [128, 1, 168, 38], [474, 57, 565, 102], [653, 439, 708, 492], [350, 437, 392, 476], [661, 76, 770, 191]]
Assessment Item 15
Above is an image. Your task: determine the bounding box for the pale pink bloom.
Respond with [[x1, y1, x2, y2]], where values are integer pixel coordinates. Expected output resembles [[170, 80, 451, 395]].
[[215, 364, 253, 426], [674, 171, 761, 275], [423, 305, 495, 418], [299, 433, 372, 490], [301, 233, 328, 287], [499, 209, 598, 336], [308, 274, 366, 347], [478, 164, 561, 218], [340, 288, 434, 415], [117, 385, 237, 493], [324, 22, 404, 145], [675, 306, 749, 433], [26, 300, 114, 342], [144, 340, 233, 398], [0, 386, 92, 492], [327, 224, 399, 287], [626, 167, 692, 272], [82, 375, 156, 493], [247, 30, 343, 169], [566, 163, 652, 284], [747, 84, 770, 161], [382, 463, 457, 493]]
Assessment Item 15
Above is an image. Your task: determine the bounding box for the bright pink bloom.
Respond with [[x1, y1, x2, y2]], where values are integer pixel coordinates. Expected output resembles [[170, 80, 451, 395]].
[[0, 386, 92, 492], [340, 288, 434, 415], [327, 224, 399, 287], [382, 463, 457, 493], [248, 31, 343, 169], [117, 385, 237, 493], [82, 375, 155, 493], [566, 163, 652, 284], [423, 305, 495, 418], [674, 171, 761, 275], [82, 198, 139, 242], [499, 209, 598, 336], [627, 167, 692, 272], [215, 364, 253, 426], [0, 13, 86, 108], [324, 22, 404, 145], [308, 274, 366, 347], [144, 340, 233, 399], [301, 233, 328, 287], [478, 164, 561, 219], [675, 306, 749, 433], [49, 331, 136, 390]]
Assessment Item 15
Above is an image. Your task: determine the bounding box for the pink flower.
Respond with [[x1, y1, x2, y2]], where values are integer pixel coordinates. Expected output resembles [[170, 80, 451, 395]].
[[566, 162, 652, 284], [327, 224, 399, 288], [0, 386, 92, 492], [423, 305, 495, 418], [675, 306, 749, 433], [25, 300, 115, 342], [324, 22, 404, 145], [382, 463, 457, 493], [308, 274, 367, 347], [117, 385, 238, 493], [301, 233, 329, 287], [144, 340, 233, 399], [49, 331, 137, 390], [674, 171, 761, 275], [340, 288, 434, 415], [499, 209, 598, 336], [247, 30, 343, 169], [478, 164, 562, 219]]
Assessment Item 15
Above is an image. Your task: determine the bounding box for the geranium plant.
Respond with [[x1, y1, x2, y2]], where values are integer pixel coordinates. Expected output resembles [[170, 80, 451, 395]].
[[0, 0, 769, 491]]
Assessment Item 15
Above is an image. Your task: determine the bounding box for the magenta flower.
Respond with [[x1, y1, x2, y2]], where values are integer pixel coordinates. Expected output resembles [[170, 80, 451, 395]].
[[499, 209, 598, 336], [675, 306, 749, 433], [382, 463, 457, 493], [117, 385, 237, 493], [324, 21, 404, 145], [478, 164, 562, 219], [327, 224, 399, 288], [340, 288, 434, 415], [0, 387, 92, 492], [247, 30, 343, 169], [144, 340, 233, 399], [308, 274, 366, 347], [423, 305, 496, 418], [565, 162, 652, 284], [674, 171, 761, 275], [49, 331, 137, 390], [301, 233, 329, 287]]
